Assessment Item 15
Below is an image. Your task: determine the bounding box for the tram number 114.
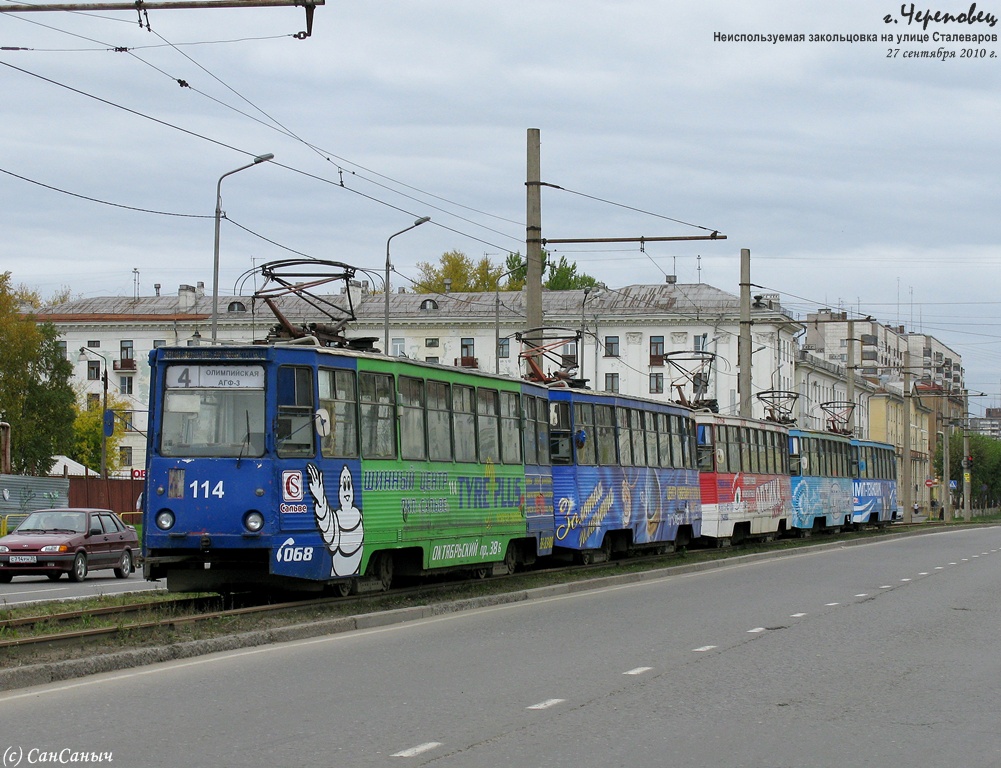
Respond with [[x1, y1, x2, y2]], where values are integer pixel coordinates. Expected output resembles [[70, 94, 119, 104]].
[[190, 480, 225, 499]]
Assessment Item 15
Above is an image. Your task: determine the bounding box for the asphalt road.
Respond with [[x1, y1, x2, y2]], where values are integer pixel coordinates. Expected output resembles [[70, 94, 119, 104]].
[[0, 572, 164, 607], [1, 527, 1000, 768]]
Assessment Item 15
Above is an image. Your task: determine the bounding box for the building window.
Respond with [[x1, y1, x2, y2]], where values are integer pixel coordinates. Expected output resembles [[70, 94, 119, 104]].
[[498, 338, 510, 358], [604, 336, 619, 357], [461, 338, 475, 357], [119, 446, 133, 467], [392, 338, 406, 357], [87, 340, 100, 349], [120, 340, 134, 360], [604, 373, 619, 393], [87, 361, 101, 381], [649, 372, 664, 394], [693, 333, 708, 352], [153, 339, 166, 348], [120, 376, 133, 395], [425, 356, 440, 364], [86, 393, 100, 410], [425, 338, 439, 348], [420, 299, 439, 311], [650, 336, 664, 366], [56, 341, 67, 359]]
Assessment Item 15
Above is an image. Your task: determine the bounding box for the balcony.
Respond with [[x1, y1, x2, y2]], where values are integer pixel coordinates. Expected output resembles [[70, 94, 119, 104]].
[[455, 356, 479, 369], [113, 358, 136, 371]]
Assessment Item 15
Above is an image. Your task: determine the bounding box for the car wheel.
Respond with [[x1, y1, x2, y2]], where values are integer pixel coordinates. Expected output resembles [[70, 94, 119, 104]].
[[69, 552, 88, 583], [47, 572, 61, 581], [0, 573, 11, 584], [114, 551, 132, 579]]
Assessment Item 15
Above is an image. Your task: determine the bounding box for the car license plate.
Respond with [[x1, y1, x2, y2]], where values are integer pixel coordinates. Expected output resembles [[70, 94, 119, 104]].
[[9, 555, 36, 564]]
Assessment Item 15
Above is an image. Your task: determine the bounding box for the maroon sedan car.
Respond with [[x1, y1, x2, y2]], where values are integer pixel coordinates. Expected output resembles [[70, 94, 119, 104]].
[[0, 508, 138, 583]]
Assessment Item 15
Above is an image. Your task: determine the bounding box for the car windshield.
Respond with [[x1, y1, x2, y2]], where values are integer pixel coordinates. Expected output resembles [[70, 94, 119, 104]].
[[17, 511, 87, 533]]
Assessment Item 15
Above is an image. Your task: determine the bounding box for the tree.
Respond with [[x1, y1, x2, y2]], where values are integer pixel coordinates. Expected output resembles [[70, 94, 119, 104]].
[[414, 250, 598, 294], [69, 392, 130, 475], [413, 250, 503, 293], [0, 272, 77, 475], [545, 254, 598, 290]]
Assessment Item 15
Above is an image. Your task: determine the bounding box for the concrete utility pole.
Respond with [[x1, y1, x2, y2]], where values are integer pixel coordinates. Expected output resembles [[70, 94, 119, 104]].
[[963, 391, 971, 521], [903, 350, 913, 523], [738, 248, 753, 417], [526, 129, 544, 336], [846, 318, 855, 434], [942, 425, 951, 521]]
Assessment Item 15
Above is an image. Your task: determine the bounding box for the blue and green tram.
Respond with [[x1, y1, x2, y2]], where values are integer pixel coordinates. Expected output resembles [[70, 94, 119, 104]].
[[850, 438, 898, 525], [142, 343, 553, 593], [787, 428, 854, 533], [547, 388, 701, 563]]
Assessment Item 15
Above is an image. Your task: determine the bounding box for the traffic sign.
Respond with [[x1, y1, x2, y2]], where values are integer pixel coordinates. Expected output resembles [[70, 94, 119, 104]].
[[925, 478, 935, 487]]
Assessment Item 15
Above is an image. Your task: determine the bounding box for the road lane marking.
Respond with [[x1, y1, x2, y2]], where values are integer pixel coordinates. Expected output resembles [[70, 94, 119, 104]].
[[747, 627, 766, 633], [624, 667, 652, 675], [392, 742, 442, 758], [527, 699, 565, 710], [692, 645, 717, 652], [790, 612, 806, 617]]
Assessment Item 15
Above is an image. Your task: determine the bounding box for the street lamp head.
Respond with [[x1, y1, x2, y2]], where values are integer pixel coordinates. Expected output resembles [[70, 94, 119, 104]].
[[253, 153, 275, 164], [77, 347, 87, 362], [414, 216, 431, 226]]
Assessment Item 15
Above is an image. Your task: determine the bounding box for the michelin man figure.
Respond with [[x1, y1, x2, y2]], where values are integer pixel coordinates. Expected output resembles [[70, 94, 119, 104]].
[[307, 463, 364, 577]]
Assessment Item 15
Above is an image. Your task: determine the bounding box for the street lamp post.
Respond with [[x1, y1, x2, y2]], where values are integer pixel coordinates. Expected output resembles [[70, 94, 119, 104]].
[[212, 153, 274, 343], [78, 347, 109, 478], [384, 216, 430, 355]]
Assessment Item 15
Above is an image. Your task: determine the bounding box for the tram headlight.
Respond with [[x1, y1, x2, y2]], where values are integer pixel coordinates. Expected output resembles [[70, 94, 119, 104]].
[[244, 511, 265, 533], [155, 510, 175, 531]]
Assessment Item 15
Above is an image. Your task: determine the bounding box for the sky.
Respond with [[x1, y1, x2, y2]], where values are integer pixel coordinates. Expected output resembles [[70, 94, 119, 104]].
[[3, 1, 1001, 414]]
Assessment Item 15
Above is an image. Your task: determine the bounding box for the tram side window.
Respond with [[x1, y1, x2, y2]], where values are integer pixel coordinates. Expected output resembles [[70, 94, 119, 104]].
[[318, 368, 358, 458], [360, 372, 396, 459], [644, 411, 659, 468], [738, 427, 752, 473], [399, 376, 427, 461], [670, 416, 685, 470], [522, 396, 537, 465], [477, 389, 500, 463], [534, 396, 551, 467], [696, 424, 714, 471], [427, 381, 452, 462], [789, 437, 802, 477], [453, 385, 477, 463], [630, 410, 647, 466], [723, 425, 738, 474], [501, 392, 522, 464], [574, 402, 596, 465], [277, 366, 315, 458], [657, 413, 672, 468], [595, 404, 618, 465], [616, 408, 632, 466], [549, 400, 572, 465]]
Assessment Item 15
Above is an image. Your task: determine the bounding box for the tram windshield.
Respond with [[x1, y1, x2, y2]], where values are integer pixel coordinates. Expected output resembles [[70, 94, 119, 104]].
[[159, 365, 266, 458]]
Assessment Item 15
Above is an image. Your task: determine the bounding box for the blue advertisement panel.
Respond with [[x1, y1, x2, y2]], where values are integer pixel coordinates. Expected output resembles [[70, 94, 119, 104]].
[[272, 458, 364, 581], [853, 478, 898, 523], [552, 465, 701, 551], [790, 476, 853, 529]]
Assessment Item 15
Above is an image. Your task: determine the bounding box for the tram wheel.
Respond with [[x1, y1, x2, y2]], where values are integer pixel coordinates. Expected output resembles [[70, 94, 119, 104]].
[[334, 580, 354, 597], [473, 567, 490, 579], [375, 553, 393, 591], [503, 543, 518, 574]]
